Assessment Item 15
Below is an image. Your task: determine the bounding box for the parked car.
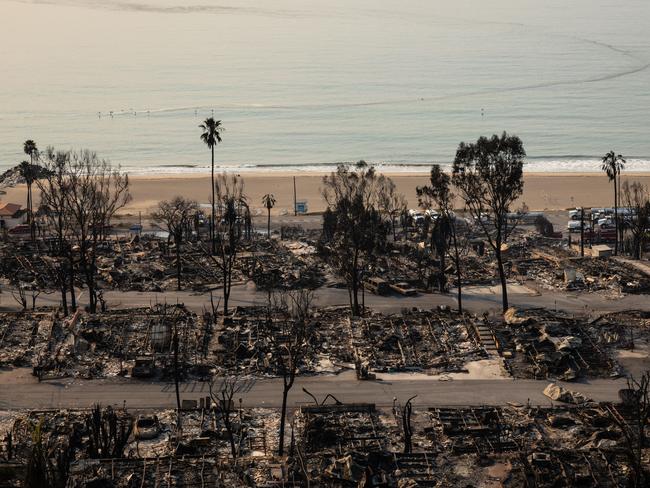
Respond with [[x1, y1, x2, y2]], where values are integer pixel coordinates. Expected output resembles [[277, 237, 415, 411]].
[[408, 209, 425, 226], [390, 282, 418, 296], [363, 277, 390, 296], [131, 357, 155, 378], [567, 220, 587, 232], [134, 415, 161, 440], [598, 218, 612, 229]]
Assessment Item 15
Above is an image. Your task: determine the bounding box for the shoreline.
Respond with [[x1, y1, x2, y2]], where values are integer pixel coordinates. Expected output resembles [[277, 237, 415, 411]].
[[118, 170, 650, 178], [3, 171, 650, 216]]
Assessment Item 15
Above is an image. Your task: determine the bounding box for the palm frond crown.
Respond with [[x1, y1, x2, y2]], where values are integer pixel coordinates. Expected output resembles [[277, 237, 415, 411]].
[[601, 150, 626, 181], [199, 117, 224, 149], [262, 194, 276, 210]]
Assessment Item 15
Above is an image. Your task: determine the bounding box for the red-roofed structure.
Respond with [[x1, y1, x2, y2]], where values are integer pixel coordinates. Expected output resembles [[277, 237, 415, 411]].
[[0, 202, 27, 230]]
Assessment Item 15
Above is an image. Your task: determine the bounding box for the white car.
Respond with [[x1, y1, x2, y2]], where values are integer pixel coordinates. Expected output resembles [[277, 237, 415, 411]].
[[567, 220, 587, 232], [598, 218, 612, 229]]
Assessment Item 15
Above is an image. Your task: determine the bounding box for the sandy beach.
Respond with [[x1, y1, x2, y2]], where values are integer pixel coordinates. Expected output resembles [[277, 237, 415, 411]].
[[3, 172, 650, 217]]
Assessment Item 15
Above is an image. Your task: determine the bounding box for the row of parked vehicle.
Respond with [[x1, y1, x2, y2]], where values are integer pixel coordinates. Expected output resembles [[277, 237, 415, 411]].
[[567, 207, 637, 233]]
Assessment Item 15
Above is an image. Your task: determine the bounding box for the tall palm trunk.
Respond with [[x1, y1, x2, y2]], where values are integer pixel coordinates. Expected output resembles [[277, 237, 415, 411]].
[[267, 207, 271, 238], [211, 146, 215, 254], [29, 153, 35, 241], [614, 174, 619, 255], [26, 182, 32, 240]]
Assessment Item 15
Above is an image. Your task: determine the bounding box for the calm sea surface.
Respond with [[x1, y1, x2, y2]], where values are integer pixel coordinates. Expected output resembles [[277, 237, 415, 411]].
[[1, 0, 649, 174]]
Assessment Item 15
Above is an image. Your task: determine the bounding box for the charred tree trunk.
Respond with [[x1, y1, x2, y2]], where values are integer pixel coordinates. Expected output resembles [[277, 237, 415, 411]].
[[68, 254, 77, 312], [223, 272, 230, 316], [495, 248, 508, 313], [175, 234, 182, 291], [451, 228, 463, 313], [438, 251, 446, 293], [173, 326, 182, 429], [60, 264, 68, 317], [278, 382, 290, 456], [351, 250, 361, 316]]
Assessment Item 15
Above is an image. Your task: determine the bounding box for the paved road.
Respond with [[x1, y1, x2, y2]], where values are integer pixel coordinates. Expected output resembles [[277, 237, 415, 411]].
[[0, 368, 626, 410], [3, 281, 649, 316]]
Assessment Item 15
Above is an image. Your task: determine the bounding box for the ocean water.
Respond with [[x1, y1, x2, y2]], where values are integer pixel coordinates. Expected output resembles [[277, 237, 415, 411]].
[[1, 0, 649, 174]]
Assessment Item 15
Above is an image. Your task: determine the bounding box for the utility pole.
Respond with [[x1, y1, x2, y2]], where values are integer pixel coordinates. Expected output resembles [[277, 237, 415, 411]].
[[293, 176, 297, 216], [580, 207, 585, 257]]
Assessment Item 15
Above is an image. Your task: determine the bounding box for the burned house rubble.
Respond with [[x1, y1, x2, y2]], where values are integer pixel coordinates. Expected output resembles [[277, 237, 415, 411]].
[[213, 306, 491, 378], [0, 305, 208, 379], [497, 308, 623, 381], [3, 220, 648, 307], [1, 213, 649, 488], [0, 234, 327, 294], [1, 305, 648, 383], [512, 246, 650, 294], [1, 391, 648, 487]]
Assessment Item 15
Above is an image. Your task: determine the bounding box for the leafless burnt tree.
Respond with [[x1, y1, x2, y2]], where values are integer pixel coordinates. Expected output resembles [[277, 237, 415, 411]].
[[152, 197, 199, 290], [37, 148, 74, 315], [401, 395, 417, 454], [264, 289, 315, 456], [85, 404, 133, 459], [610, 372, 650, 487], [378, 177, 407, 241], [621, 181, 650, 259], [209, 375, 242, 459], [62, 150, 131, 313], [206, 173, 247, 315]]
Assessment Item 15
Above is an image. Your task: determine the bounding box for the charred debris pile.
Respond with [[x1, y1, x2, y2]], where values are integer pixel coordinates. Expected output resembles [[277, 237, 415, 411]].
[[493, 308, 650, 381], [211, 307, 489, 378], [0, 233, 327, 294], [1, 306, 647, 382], [512, 245, 650, 294], [1, 395, 648, 487], [0, 304, 209, 380]]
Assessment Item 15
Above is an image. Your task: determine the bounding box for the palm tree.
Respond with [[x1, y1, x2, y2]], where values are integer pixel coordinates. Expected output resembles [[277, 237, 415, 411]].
[[199, 118, 224, 253], [18, 160, 37, 241], [262, 193, 276, 238], [23, 140, 38, 164], [23, 140, 39, 240], [601, 151, 626, 255]]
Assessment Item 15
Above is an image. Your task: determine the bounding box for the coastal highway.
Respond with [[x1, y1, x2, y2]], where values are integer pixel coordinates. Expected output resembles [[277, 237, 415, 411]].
[[0, 368, 626, 410]]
